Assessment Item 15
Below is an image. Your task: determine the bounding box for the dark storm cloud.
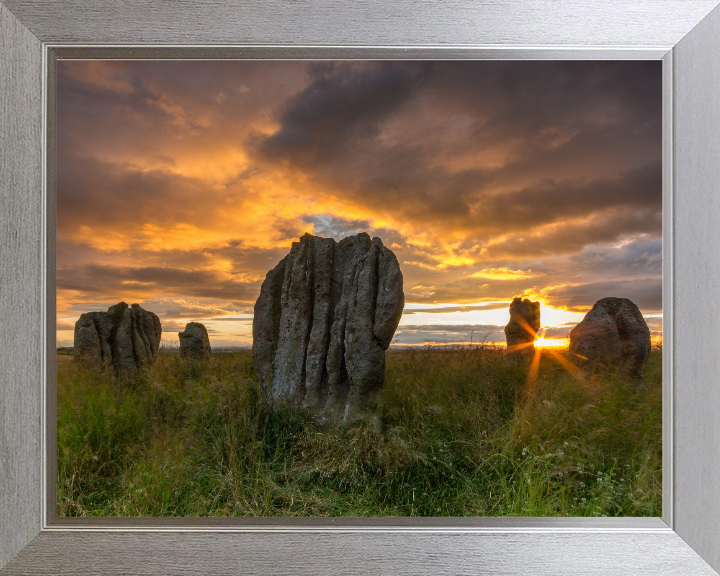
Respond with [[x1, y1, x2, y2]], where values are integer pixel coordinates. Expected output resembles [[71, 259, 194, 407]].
[[484, 206, 661, 259], [57, 60, 310, 155], [56, 60, 662, 343], [57, 154, 220, 233], [253, 61, 662, 255], [57, 61, 161, 125], [478, 162, 661, 234], [57, 264, 256, 303], [426, 60, 661, 129], [568, 239, 662, 277], [543, 278, 662, 312], [258, 61, 660, 170], [257, 61, 430, 166]]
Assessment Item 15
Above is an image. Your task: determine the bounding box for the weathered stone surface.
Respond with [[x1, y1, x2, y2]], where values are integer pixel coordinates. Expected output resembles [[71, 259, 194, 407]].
[[73, 302, 162, 375], [569, 297, 651, 381], [505, 297, 541, 355], [252, 233, 404, 425], [179, 322, 211, 361], [73, 313, 103, 370]]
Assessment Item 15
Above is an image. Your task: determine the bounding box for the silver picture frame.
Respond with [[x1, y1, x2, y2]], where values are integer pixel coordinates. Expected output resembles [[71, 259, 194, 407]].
[[2, 1, 720, 573]]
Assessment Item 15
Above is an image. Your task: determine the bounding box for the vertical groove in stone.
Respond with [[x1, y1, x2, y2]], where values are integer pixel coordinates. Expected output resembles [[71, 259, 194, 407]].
[[73, 312, 102, 370], [273, 236, 314, 402], [344, 242, 383, 398], [132, 303, 154, 361], [91, 313, 103, 365], [129, 306, 147, 368], [252, 253, 288, 396], [95, 311, 112, 368], [304, 236, 336, 411], [253, 232, 404, 425], [111, 303, 136, 375], [299, 240, 315, 404], [325, 233, 373, 418]]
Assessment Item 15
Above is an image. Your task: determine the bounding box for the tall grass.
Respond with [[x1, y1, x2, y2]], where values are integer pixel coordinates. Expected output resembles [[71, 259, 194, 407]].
[[56, 345, 661, 517]]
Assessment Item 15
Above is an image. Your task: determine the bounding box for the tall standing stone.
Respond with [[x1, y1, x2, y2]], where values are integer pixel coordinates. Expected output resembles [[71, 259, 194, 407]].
[[252, 233, 404, 425], [73, 302, 162, 375], [505, 297, 541, 355], [179, 322, 211, 361], [569, 297, 651, 381]]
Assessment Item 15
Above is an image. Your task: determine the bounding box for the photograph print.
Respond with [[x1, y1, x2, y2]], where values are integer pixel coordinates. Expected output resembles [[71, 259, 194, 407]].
[[56, 59, 662, 517]]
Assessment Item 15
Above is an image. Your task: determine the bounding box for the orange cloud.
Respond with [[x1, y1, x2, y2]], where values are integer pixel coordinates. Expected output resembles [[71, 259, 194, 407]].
[[468, 268, 542, 280], [55, 60, 663, 346]]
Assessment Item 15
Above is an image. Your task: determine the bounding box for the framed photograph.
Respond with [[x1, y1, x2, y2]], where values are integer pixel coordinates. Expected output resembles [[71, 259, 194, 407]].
[[2, 1, 720, 574], [52, 56, 665, 522]]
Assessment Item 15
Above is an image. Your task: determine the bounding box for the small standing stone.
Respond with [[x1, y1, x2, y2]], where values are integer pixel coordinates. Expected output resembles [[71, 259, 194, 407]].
[[505, 297, 541, 355], [569, 297, 651, 381], [73, 302, 161, 375], [179, 322, 211, 361]]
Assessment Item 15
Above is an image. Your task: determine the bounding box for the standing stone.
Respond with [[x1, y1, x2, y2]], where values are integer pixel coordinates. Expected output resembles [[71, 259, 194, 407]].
[[73, 314, 103, 370], [179, 322, 211, 361], [505, 297, 541, 355], [73, 302, 162, 375], [252, 233, 404, 425], [569, 297, 651, 381]]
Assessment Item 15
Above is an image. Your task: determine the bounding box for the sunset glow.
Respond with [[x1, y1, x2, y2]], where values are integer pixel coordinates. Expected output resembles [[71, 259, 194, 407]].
[[534, 338, 569, 348], [56, 61, 662, 347]]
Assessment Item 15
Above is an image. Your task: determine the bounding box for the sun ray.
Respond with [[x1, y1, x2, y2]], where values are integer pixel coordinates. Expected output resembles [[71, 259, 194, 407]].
[[507, 340, 535, 353], [521, 347, 543, 405], [508, 314, 540, 342], [545, 348, 588, 386]]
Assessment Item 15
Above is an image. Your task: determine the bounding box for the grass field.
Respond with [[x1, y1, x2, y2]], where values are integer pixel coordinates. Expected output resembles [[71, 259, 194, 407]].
[[56, 345, 662, 517]]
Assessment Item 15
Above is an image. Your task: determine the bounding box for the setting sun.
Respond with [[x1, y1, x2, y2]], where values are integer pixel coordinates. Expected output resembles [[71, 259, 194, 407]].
[[534, 337, 569, 348]]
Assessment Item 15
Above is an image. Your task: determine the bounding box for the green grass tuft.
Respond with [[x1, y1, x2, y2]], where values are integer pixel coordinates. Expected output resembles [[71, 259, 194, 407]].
[[56, 346, 661, 517]]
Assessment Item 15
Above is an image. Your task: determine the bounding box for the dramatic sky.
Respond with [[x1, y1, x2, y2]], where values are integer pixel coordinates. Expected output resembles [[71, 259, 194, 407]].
[[56, 60, 662, 347]]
